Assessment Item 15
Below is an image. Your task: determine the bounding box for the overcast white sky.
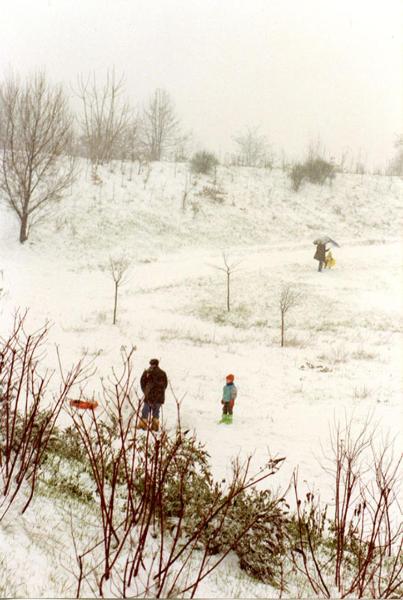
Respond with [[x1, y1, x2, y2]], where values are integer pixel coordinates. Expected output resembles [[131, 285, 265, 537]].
[[1, 0, 401, 167]]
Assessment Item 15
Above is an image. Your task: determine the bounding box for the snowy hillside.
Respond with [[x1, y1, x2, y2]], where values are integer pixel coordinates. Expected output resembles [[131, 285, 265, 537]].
[[0, 161, 402, 598], [3, 161, 401, 259]]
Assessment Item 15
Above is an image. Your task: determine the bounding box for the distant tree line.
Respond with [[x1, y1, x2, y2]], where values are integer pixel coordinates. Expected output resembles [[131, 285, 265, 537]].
[[74, 70, 186, 167], [0, 69, 188, 242]]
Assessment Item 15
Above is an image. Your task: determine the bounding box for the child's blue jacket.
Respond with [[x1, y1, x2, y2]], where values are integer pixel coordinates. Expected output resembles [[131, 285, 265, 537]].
[[222, 383, 237, 403]]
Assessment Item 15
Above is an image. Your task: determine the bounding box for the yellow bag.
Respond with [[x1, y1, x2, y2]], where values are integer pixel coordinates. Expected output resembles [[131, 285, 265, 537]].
[[325, 251, 336, 268]]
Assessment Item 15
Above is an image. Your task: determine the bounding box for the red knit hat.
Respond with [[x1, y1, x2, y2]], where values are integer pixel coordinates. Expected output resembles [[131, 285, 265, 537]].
[[226, 374, 235, 382]]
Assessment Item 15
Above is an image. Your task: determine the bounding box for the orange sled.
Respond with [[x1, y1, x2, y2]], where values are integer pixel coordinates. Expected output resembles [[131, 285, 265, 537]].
[[69, 399, 99, 410]]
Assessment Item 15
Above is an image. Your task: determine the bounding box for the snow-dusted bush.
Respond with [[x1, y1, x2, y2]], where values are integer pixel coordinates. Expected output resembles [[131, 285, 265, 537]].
[[190, 150, 219, 175], [304, 158, 335, 184], [202, 487, 289, 587], [39, 425, 95, 504], [146, 432, 217, 520], [289, 158, 335, 191]]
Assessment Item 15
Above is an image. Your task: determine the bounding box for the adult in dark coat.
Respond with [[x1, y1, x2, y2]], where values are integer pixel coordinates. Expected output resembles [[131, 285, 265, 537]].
[[313, 243, 328, 272], [138, 359, 168, 431]]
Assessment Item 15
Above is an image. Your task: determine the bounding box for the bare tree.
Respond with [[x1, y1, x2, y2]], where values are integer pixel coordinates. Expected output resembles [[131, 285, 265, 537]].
[[118, 118, 143, 162], [212, 252, 241, 312], [0, 72, 76, 243], [233, 126, 268, 167], [76, 69, 132, 169], [108, 256, 130, 325], [141, 88, 181, 161], [279, 284, 301, 347]]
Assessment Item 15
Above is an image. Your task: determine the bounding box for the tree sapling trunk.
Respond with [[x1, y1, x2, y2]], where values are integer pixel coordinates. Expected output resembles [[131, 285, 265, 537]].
[[108, 257, 130, 325], [279, 284, 301, 347]]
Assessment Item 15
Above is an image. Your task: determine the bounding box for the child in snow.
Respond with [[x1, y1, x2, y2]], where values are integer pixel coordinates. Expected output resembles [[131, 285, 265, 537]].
[[220, 374, 237, 424]]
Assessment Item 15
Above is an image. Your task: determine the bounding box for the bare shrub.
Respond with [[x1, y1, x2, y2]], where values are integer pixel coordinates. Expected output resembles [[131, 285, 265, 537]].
[[0, 313, 87, 521], [290, 416, 403, 598]]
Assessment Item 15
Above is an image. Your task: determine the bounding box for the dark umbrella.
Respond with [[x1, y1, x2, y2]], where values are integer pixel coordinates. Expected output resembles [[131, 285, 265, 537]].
[[313, 236, 340, 247]]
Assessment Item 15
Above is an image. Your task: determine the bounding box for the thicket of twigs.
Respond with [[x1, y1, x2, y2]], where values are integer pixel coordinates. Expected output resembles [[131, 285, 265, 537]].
[[0, 313, 87, 521], [289, 416, 402, 598]]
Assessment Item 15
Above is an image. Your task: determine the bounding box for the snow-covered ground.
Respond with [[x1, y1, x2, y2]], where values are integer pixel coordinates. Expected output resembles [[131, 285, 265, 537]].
[[1, 161, 402, 597]]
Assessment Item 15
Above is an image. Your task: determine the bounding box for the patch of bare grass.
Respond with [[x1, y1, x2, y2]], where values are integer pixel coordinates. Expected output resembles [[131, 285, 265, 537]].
[[315, 319, 353, 333], [282, 334, 308, 348], [159, 328, 217, 346], [352, 385, 371, 401], [318, 344, 349, 364], [351, 346, 378, 360]]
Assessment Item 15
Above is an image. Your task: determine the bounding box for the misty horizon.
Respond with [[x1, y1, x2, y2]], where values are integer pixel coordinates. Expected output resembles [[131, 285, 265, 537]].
[[1, 0, 402, 169]]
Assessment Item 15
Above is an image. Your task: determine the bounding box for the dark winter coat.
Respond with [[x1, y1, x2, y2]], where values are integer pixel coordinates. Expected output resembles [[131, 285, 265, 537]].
[[140, 366, 168, 405], [313, 243, 327, 262]]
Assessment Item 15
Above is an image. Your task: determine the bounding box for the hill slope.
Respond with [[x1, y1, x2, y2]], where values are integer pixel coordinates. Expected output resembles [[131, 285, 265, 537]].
[[0, 161, 402, 597]]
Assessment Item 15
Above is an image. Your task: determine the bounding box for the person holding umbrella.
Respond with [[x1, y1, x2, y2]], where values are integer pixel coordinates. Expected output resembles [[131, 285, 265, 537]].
[[313, 236, 340, 272], [313, 242, 329, 272]]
